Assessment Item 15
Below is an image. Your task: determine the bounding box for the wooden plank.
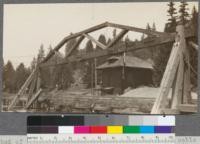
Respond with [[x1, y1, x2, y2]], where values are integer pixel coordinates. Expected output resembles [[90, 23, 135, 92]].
[[161, 108, 180, 114], [25, 89, 42, 109], [151, 25, 185, 114], [107, 22, 169, 37], [8, 69, 37, 110], [183, 45, 191, 104], [40, 34, 175, 68], [106, 29, 128, 48], [36, 69, 41, 91], [83, 34, 106, 49], [179, 104, 197, 113], [171, 54, 184, 109], [41, 22, 108, 63], [171, 25, 186, 109], [27, 71, 37, 101], [65, 36, 85, 57], [151, 42, 180, 114], [40, 22, 194, 64], [189, 41, 198, 51]]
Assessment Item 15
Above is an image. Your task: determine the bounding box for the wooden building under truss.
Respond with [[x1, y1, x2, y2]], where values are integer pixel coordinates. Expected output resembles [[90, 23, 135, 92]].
[[97, 55, 154, 94]]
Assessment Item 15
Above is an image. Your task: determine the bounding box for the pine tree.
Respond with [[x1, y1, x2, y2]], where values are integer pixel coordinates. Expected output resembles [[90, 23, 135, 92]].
[[152, 2, 178, 86], [179, 0, 189, 25], [14, 63, 30, 91], [37, 44, 45, 63], [96, 34, 107, 50], [152, 22, 156, 31], [141, 34, 145, 41], [191, 6, 198, 36], [167, 1, 177, 25], [85, 40, 94, 52], [30, 57, 37, 71], [3, 61, 15, 92], [48, 45, 53, 53], [146, 23, 151, 30], [65, 36, 77, 58], [112, 29, 117, 38], [83, 40, 95, 88], [125, 35, 130, 42]]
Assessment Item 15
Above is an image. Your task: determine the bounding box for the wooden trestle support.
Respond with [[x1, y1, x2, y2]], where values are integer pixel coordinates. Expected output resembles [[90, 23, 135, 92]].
[[7, 22, 197, 114]]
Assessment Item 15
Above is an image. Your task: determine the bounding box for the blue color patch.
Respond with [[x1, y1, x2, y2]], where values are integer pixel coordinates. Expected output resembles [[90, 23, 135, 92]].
[[140, 126, 155, 133]]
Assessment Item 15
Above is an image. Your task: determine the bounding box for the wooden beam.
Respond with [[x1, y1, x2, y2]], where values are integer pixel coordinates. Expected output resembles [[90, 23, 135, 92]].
[[41, 22, 108, 63], [171, 54, 184, 109], [65, 36, 85, 57], [161, 108, 180, 114], [106, 29, 129, 48], [179, 104, 197, 113], [183, 45, 191, 104], [8, 69, 37, 110], [151, 25, 184, 114], [27, 71, 37, 102], [188, 41, 198, 51], [39, 22, 194, 64], [25, 88, 42, 109], [40, 34, 175, 68], [36, 69, 41, 91], [171, 25, 186, 109], [83, 34, 106, 49], [107, 22, 169, 37]]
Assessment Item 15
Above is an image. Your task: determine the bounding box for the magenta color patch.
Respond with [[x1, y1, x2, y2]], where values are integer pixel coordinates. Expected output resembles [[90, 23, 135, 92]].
[[74, 126, 90, 134]]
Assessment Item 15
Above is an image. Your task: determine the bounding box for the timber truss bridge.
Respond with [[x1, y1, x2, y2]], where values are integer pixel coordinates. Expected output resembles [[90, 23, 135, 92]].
[[7, 22, 198, 114]]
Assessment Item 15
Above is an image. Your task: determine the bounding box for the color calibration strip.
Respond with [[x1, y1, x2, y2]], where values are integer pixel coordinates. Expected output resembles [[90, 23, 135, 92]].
[[27, 116, 175, 126], [28, 125, 174, 134]]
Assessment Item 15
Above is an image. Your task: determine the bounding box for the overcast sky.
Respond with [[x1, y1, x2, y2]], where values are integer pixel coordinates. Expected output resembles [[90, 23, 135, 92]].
[[3, 2, 198, 68]]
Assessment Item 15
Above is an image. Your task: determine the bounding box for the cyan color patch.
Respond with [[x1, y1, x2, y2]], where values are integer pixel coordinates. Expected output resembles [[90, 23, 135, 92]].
[[140, 126, 155, 133]]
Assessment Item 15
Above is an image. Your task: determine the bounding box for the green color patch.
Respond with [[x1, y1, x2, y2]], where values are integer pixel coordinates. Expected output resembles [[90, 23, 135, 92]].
[[123, 126, 140, 133]]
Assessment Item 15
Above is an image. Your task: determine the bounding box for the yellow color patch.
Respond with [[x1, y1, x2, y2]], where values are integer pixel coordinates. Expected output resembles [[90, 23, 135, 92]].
[[107, 126, 123, 134]]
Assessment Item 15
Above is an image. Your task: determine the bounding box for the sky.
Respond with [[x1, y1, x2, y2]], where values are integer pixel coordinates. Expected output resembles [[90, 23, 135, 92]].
[[3, 2, 198, 68]]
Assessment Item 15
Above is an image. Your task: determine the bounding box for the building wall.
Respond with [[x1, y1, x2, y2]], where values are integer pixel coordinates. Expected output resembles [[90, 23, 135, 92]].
[[101, 67, 153, 94], [102, 68, 122, 94]]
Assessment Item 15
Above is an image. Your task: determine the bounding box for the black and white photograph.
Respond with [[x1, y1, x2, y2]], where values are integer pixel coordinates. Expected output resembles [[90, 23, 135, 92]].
[[2, 1, 198, 114]]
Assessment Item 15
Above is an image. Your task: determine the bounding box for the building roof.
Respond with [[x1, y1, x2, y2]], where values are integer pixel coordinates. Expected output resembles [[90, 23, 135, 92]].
[[96, 55, 153, 70]]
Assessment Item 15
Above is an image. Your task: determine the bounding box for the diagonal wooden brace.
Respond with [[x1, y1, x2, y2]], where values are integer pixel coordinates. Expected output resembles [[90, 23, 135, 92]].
[[151, 25, 185, 114], [8, 69, 37, 110]]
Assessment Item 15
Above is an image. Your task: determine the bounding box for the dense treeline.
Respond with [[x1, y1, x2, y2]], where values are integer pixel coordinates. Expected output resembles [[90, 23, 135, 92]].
[[153, 1, 198, 87], [3, 1, 198, 93]]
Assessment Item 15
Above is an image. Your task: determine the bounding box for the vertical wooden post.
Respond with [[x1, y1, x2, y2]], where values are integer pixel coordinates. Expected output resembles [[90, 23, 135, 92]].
[[151, 25, 184, 114], [170, 25, 186, 110], [183, 46, 191, 104], [94, 58, 97, 96], [91, 60, 94, 96], [8, 69, 37, 110], [171, 53, 184, 109], [36, 68, 41, 91], [27, 71, 37, 102]]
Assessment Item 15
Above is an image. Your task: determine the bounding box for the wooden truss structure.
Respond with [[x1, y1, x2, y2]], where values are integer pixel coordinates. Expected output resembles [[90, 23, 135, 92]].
[[7, 22, 197, 114]]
